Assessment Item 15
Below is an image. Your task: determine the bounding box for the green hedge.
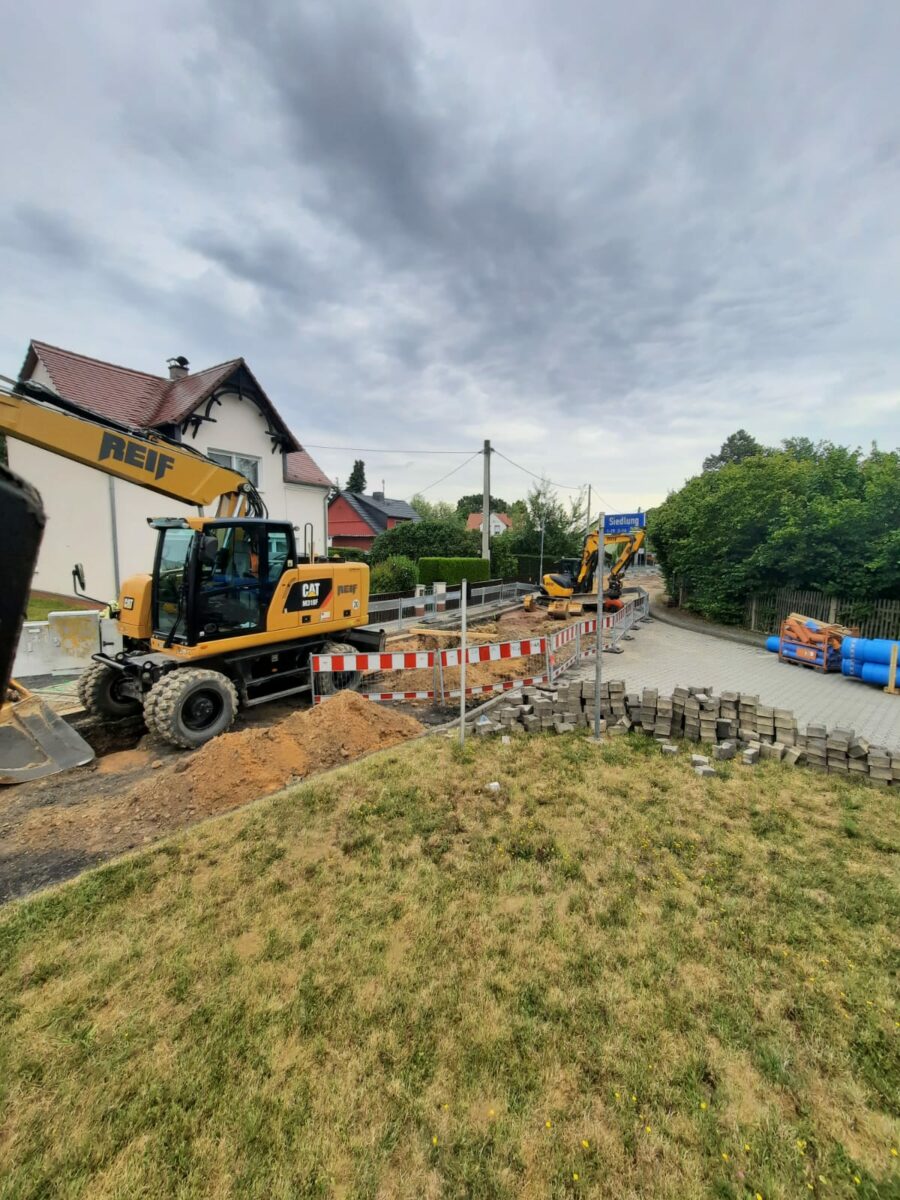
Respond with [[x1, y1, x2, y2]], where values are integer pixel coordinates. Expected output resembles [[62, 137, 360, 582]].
[[328, 547, 369, 563], [370, 555, 418, 594], [418, 557, 490, 586]]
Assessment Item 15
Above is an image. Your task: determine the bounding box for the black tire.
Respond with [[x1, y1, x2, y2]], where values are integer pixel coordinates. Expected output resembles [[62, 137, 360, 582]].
[[316, 641, 362, 695], [143, 668, 238, 749], [77, 661, 142, 718]]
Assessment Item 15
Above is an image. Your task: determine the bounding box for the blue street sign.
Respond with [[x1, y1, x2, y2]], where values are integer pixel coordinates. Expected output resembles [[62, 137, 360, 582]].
[[603, 512, 645, 533]]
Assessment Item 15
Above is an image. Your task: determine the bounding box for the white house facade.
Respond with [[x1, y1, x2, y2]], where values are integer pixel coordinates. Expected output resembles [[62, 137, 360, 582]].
[[466, 511, 512, 537], [9, 342, 333, 600]]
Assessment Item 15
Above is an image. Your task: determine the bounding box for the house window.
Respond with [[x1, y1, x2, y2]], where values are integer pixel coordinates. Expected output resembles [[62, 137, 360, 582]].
[[207, 450, 260, 487]]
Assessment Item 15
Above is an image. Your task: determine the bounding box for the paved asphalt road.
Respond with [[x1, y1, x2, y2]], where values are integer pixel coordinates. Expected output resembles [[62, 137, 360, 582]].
[[573, 617, 900, 750]]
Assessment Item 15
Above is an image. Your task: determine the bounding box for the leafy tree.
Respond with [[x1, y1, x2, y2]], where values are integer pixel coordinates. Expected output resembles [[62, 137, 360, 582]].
[[702, 429, 765, 472], [409, 493, 461, 522], [490, 534, 518, 580], [781, 436, 825, 461], [651, 443, 900, 623], [370, 518, 480, 563], [370, 555, 418, 594], [506, 481, 587, 559], [507, 498, 528, 531], [346, 459, 366, 493], [455, 493, 510, 518]]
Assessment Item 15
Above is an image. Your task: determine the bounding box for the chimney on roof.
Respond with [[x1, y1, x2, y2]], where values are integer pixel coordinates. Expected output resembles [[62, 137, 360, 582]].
[[372, 490, 384, 501], [167, 355, 190, 380]]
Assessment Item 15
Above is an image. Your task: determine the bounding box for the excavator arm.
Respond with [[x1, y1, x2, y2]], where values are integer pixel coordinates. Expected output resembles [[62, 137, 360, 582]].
[[605, 529, 644, 598], [0, 378, 266, 518]]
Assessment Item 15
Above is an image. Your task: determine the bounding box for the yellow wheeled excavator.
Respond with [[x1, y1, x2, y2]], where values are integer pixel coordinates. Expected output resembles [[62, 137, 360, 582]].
[[0, 376, 382, 770], [524, 527, 645, 619]]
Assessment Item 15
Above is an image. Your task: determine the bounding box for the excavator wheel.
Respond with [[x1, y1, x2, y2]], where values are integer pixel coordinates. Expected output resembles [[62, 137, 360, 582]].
[[316, 641, 362, 695], [143, 668, 238, 749], [78, 660, 143, 719]]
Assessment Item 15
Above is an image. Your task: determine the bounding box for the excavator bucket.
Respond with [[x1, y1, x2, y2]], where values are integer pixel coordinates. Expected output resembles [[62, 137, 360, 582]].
[[0, 682, 94, 785]]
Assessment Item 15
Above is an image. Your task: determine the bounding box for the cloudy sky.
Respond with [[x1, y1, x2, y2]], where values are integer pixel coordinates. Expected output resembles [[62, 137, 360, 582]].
[[2, 0, 899, 514]]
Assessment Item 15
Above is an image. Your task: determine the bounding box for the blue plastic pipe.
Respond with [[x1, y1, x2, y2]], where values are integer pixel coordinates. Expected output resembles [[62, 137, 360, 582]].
[[860, 660, 900, 688]]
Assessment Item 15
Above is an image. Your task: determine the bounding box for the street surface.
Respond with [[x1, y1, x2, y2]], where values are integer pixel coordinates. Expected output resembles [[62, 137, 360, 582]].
[[574, 617, 900, 748]]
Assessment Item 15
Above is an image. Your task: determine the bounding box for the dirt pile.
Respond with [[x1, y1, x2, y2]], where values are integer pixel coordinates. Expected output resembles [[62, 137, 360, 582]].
[[3, 694, 424, 897], [127, 691, 424, 821]]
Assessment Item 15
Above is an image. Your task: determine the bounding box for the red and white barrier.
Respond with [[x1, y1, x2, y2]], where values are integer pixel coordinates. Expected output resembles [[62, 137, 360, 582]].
[[311, 650, 435, 673], [447, 674, 549, 699], [311, 597, 649, 703], [439, 637, 545, 668], [313, 634, 549, 706]]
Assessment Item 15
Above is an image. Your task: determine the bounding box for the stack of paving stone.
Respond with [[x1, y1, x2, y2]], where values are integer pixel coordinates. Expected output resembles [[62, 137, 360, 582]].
[[465, 680, 898, 785]]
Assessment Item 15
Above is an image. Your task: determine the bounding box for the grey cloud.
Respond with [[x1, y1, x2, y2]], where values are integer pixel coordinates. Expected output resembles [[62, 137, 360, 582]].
[[187, 228, 329, 304], [0, 205, 95, 266], [1, 0, 899, 507]]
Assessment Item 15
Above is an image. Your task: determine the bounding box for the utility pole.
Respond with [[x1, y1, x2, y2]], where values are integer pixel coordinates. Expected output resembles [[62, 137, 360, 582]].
[[481, 439, 491, 563], [586, 483, 592, 537], [593, 511, 605, 742]]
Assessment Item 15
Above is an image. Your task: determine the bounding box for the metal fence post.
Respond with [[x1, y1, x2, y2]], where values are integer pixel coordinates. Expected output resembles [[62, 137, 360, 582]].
[[310, 654, 318, 707], [593, 513, 605, 740], [459, 580, 468, 745], [575, 623, 581, 667]]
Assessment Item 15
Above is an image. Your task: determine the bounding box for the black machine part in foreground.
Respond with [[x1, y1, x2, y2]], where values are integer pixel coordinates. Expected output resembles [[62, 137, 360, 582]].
[[0, 463, 45, 697]]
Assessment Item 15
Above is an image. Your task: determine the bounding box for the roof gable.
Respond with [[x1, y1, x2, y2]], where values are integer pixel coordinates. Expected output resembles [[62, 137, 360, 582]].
[[329, 491, 420, 532], [21, 339, 331, 490]]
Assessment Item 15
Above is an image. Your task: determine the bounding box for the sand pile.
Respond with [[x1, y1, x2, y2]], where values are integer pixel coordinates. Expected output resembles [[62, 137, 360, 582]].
[[126, 691, 424, 820]]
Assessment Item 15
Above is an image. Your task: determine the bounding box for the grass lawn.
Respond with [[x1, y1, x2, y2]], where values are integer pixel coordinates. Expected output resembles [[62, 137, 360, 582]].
[[1, 733, 897, 1199], [26, 592, 101, 621]]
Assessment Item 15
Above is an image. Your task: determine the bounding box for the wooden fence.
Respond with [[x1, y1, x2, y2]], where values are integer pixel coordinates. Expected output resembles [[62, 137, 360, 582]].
[[744, 589, 900, 639]]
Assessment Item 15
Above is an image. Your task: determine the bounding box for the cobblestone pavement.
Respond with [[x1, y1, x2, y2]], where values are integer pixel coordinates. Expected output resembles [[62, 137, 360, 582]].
[[572, 618, 900, 749]]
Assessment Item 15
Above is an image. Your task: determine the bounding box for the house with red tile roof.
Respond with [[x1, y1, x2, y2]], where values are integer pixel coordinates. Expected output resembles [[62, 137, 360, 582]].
[[9, 340, 333, 599], [328, 490, 420, 552], [466, 511, 511, 536]]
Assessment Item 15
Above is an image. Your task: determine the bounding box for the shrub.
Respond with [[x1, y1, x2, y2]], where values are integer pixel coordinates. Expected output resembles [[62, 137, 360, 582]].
[[418, 557, 490, 587], [370, 519, 480, 563], [328, 547, 369, 564], [490, 535, 518, 581], [369, 555, 418, 595]]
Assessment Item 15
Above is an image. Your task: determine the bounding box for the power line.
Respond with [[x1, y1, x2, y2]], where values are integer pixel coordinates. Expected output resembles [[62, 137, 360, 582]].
[[408, 450, 482, 500], [493, 448, 616, 509], [303, 443, 479, 454]]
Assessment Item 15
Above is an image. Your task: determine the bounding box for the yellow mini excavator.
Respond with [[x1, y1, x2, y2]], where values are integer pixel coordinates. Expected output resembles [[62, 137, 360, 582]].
[[524, 527, 645, 619], [0, 376, 383, 770]]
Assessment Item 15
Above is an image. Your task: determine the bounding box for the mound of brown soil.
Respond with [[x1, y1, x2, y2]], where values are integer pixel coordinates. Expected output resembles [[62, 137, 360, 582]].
[[127, 691, 424, 822]]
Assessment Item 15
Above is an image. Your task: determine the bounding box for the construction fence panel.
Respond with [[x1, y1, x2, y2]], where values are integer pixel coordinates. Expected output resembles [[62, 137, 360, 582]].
[[367, 581, 532, 624], [439, 637, 548, 699], [311, 634, 549, 704], [548, 593, 651, 681]]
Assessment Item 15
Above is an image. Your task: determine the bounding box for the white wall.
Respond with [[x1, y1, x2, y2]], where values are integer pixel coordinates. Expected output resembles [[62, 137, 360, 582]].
[[8, 378, 328, 599]]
